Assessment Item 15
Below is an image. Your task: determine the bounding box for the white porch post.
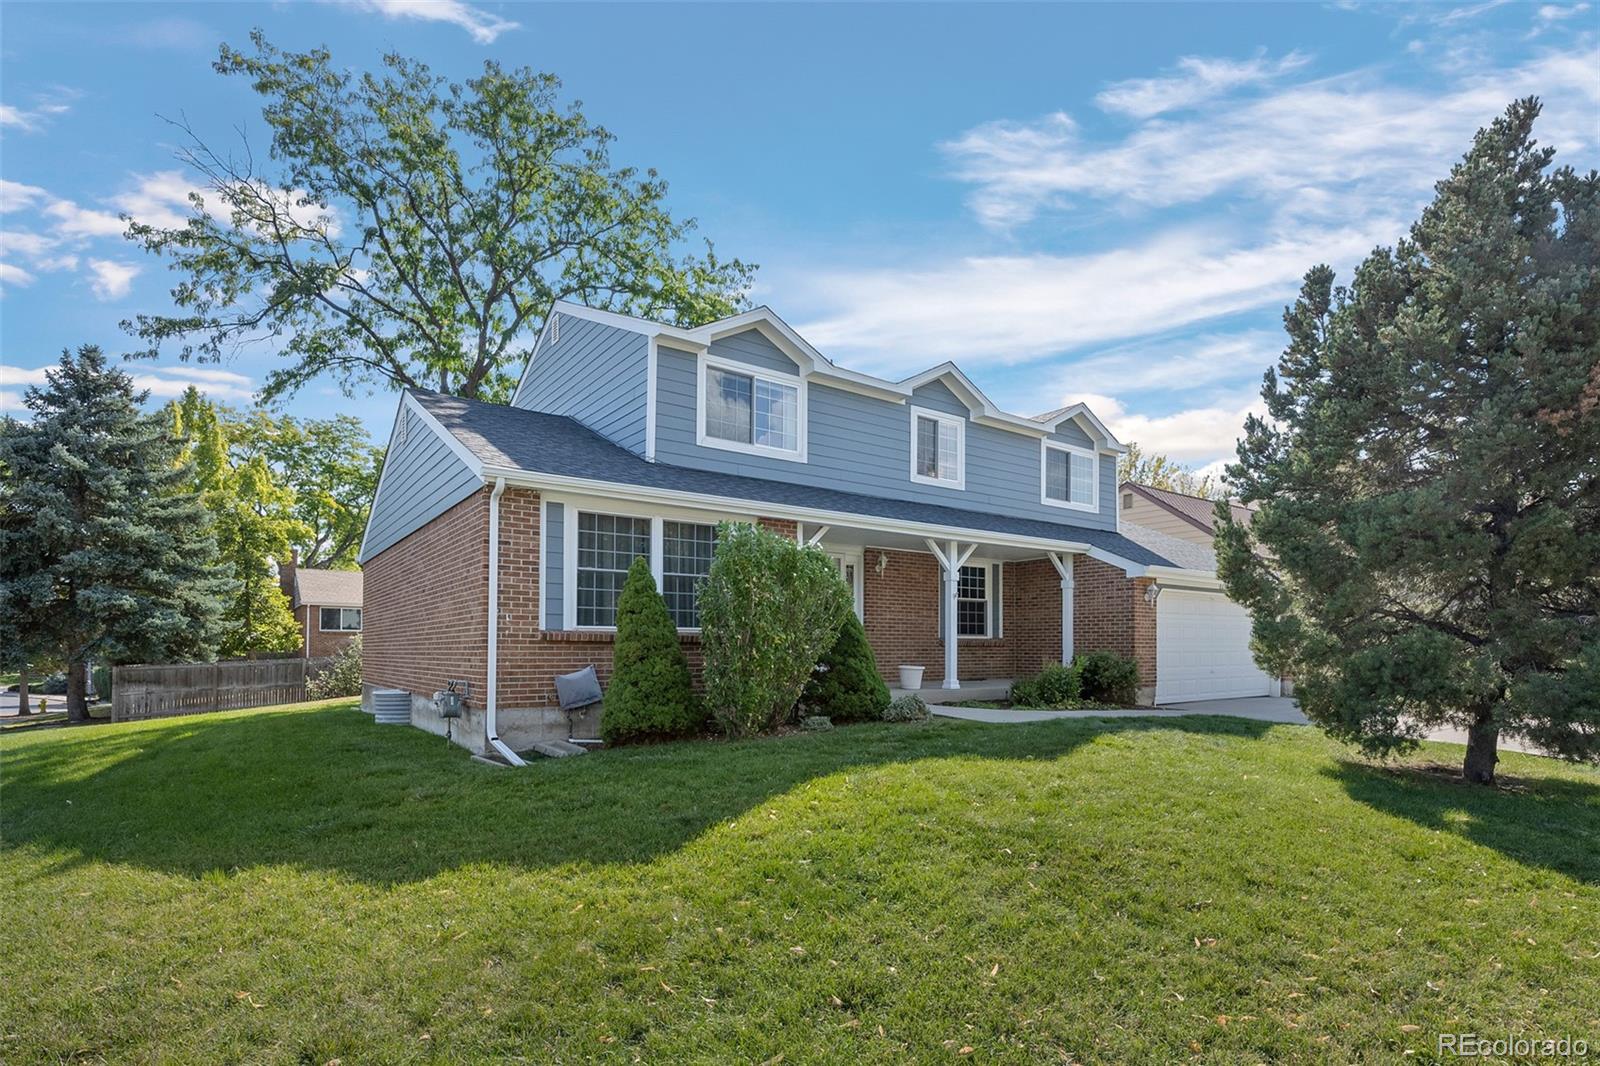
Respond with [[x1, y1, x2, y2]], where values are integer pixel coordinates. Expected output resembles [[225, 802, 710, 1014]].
[[927, 537, 977, 689], [1049, 551, 1075, 665]]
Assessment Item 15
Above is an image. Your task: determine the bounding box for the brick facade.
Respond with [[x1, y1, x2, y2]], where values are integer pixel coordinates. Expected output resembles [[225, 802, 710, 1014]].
[[857, 548, 1155, 691], [292, 603, 359, 659], [365, 493, 1161, 724]]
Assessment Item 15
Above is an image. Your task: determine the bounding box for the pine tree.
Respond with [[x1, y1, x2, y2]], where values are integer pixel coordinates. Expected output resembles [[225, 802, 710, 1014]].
[[0, 347, 232, 720], [800, 611, 891, 722], [1219, 99, 1599, 784], [601, 557, 701, 743]]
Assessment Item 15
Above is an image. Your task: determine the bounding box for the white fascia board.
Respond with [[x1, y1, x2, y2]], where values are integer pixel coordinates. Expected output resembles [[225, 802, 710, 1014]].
[[1037, 402, 1128, 454], [402, 392, 490, 478], [1146, 565, 1225, 590], [479, 462, 1147, 574], [549, 300, 704, 346]]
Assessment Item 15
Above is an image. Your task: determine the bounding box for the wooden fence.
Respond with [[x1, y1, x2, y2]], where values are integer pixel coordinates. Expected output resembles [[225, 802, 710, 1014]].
[[111, 659, 316, 722]]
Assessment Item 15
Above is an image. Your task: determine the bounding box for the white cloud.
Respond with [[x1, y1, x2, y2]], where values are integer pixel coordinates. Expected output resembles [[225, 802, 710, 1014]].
[[0, 365, 51, 387], [1095, 51, 1312, 119], [1060, 390, 1267, 466], [1038, 331, 1284, 399], [797, 223, 1389, 373], [336, 0, 520, 43], [0, 179, 49, 212], [44, 199, 125, 238], [0, 105, 33, 131], [86, 259, 140, 300], [0, 262, 35, 287], [0, 87, 77, 133], [112, 171, 340, 239], [0, 363, 256, 405], [0, 390, 23, 413], [943, 45, 1600, 228]]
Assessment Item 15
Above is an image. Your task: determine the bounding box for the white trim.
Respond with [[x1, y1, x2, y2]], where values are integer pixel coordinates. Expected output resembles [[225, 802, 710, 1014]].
[[402, 391, 488, 476], [645, 336, 659, 462], [554, 493, 755, 632], [909, 406, 966, 490], [820, 546, 865, 621], [1040, 439, 1100, 513], [1032, 403, 1127, 454], [317, 606, 364, 632], [954, 559, 994, 640], [493, 465, 1151, 576], [695, 352, 808, 463]]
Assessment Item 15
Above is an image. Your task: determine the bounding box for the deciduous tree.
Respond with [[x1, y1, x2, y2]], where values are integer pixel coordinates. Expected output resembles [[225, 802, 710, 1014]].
[[125, 32, 755, 403]]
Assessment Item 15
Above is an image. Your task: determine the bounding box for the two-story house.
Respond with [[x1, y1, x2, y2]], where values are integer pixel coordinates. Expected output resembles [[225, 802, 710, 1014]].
[[359, 302, 1271, 762]]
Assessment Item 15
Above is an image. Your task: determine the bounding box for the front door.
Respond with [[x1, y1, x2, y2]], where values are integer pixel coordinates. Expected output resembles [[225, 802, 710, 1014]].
[[826, 550, 864, 621]]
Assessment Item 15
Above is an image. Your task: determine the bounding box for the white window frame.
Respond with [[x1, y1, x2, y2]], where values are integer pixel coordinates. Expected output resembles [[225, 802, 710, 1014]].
[[318, 606, 362, 632], [955, 562, 991, 639], [558, 494, 757, 634], [695, 352, 807, 463], [1040, 440, 1100, 513], [909, 406, 966, 490]]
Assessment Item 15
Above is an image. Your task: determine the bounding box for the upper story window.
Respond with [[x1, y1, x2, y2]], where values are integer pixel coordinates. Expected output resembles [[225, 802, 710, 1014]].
[[1042, 441, 1098, 511], [698, 356, 804, 461], [320, 607, 362, 632], [910, 407, 965, 489]]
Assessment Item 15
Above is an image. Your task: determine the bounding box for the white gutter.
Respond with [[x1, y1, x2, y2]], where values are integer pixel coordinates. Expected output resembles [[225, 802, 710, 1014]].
[[485, 476, 526, 767]]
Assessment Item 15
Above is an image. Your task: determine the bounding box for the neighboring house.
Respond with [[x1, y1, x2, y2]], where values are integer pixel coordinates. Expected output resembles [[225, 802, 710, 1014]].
[[277, 551, 364, 659], [1119, 481, 1255, 547], [359, 302, 1267, 760]]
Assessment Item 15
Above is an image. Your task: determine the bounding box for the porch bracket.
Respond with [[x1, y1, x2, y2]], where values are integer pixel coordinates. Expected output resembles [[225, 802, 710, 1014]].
[[806, 525, 831, 547]]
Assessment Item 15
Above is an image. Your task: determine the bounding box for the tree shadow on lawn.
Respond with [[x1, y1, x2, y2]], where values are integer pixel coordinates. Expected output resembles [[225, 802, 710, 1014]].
[[1326, 759, 1600, 884], [1, 706, 1294, 885]]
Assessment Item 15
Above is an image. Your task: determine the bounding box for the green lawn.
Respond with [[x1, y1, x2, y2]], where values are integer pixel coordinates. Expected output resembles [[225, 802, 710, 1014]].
[[3, 702, 1596, 1062]]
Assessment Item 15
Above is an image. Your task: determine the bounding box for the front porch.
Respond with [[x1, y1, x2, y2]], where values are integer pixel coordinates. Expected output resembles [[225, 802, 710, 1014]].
[[798, 520, 1158, 703]]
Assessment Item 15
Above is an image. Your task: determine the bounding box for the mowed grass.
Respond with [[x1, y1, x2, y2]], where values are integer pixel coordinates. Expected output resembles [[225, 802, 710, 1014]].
[[2, 702, 1596, 1063]]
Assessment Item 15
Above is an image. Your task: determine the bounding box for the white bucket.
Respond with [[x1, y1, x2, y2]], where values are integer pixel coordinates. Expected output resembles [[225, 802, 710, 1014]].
[[898, 665, 925, 691]]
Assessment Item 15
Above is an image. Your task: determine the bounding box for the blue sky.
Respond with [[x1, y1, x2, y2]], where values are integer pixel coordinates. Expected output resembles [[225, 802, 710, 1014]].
[[2, 1, 1596, 476]]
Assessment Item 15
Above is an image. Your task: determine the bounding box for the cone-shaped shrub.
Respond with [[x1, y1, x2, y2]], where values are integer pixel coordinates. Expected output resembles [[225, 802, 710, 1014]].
[[601, 557, 701, 744], [800, 611, 890, 722]]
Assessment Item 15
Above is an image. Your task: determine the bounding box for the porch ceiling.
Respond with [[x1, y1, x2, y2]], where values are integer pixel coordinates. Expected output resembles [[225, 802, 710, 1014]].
[[804, 523, 1049, 562]]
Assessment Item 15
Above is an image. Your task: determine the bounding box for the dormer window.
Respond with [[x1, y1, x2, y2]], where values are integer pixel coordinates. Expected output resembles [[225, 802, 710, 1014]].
[[697, 355, 804, 461], [910, 407, 965, 489], [1042, 441, 1098, 511]]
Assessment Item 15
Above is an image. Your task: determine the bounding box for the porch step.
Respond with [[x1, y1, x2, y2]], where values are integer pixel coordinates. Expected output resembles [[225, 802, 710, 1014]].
[[528, 739, 589, 758], [890, 679, 1014, 705]]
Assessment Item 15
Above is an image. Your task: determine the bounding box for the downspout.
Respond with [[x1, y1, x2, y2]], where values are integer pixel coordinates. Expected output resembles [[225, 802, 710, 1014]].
[[486, 477, 527, 767]]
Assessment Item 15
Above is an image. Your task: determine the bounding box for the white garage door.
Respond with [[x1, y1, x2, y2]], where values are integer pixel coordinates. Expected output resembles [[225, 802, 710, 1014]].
[[1156, 589, 1273, 704]]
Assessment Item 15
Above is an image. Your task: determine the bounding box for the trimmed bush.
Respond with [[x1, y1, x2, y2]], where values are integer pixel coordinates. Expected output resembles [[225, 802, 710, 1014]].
[[799, 611, 890, 723], [883, 694, 930, 722], [1009, 662, 1081, 708], [700, 523, 851, 737], [1077, 651, 1140, 705], [307, 635, 363, 700], [601, 558, 701, 744]]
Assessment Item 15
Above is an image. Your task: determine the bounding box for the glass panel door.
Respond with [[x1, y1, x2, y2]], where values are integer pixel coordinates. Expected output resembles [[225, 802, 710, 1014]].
[[826, 550, 864, 622]]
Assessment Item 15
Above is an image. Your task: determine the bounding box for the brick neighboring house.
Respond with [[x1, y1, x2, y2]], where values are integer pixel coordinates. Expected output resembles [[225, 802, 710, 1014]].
[[360, 302, 1275, 763], [277, 552, 363, 659]]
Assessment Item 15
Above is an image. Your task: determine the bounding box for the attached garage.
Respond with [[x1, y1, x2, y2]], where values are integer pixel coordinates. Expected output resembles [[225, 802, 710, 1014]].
[[1154, 588, 1273, 704]]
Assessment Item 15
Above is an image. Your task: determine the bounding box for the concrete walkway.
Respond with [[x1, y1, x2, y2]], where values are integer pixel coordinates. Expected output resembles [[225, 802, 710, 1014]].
[[931, 696, 1555, 756]]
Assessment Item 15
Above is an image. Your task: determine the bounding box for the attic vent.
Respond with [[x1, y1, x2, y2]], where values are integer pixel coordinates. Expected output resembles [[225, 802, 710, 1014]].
[[395, 411, 409, 447], [550, 313, 560, 345]]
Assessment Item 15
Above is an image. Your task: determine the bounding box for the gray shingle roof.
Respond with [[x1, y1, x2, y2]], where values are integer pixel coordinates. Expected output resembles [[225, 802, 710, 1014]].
[[1119, 522, 1216, 572], [410, 390, 1187, 569], [294, 568, 363, 607]]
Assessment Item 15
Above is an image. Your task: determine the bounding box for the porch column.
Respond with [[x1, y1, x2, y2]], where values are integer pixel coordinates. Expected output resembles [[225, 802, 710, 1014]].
[[1049, 552, 1075, 664], [926, 538, 977, 689]]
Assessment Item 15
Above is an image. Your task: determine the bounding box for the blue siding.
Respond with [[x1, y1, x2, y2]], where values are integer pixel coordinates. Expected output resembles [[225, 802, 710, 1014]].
[[360, 406, 482, 562], [652, 346, 1118, 531], [708, 329, 799, 375], [543, 500, 565, 629], [910, 379, 969, 417], [512, 314, 648, 453]]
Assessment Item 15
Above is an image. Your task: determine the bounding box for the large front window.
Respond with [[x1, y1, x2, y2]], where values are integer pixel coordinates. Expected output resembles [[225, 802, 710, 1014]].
[[956, 564, 989, 637], [1044, 444, 1097, 509], [705, 365, 799, 453], [576, 512, 651, 627], [662, 521, 716, 628], [912, 409, 964, 487]]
